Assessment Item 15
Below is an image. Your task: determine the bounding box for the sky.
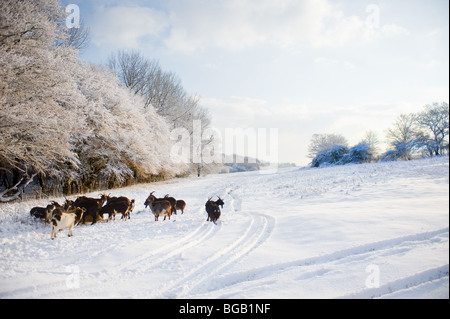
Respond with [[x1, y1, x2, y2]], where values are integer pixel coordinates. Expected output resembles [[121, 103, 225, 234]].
[[64, 0, 449, 165]]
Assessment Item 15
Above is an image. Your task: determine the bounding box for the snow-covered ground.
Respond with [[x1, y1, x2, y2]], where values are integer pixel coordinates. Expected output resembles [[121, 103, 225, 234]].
[[0, 157, 448, 299]]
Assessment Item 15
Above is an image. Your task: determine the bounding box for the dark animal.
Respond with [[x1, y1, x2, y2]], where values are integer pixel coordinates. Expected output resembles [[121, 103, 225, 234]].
[[144, 191, 156, 208], [100, 196, 135, 221], [144, 192, 172, 221], [51, 207, 85, 240], [72, 194, 107, 225], [205, 196, 224, 224], [30, 201, 64, 224], [128, 199, 135, 218], [175, 199, 186, 214], [144, 192, 163, 208], [105, 195, 130, 205], [30, 205, 50, 220], [215, 197, 224, 209], [164, 194, 177, 215]]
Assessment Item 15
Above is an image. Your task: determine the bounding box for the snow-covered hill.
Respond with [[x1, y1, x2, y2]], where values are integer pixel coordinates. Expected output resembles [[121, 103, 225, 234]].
[[0, 157, 448, 299]]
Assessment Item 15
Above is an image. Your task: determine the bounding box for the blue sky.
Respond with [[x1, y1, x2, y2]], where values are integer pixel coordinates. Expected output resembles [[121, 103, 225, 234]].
[[65, 0, 449, 165]]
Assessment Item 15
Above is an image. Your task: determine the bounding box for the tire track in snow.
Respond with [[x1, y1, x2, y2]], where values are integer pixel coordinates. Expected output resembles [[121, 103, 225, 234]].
[[118, 221, 219, 276], [143, 184, 275, 298], [144, 212, 275, 298], [341, 264, 449, 299], [66, 208, 220, 298], [203, 227, 449, 297], [104, 220, 217, 274]]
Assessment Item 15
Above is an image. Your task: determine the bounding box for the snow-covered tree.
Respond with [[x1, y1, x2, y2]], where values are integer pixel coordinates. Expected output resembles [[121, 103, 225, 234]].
[[385, 113, 417, 160], [415, 102, 449, 156], [0, 0, 83, 182], [360, 130, 380, 155], [108, 50, 210, 130], [108, 50, 214, 176], [68, 61, 188, 191], [1, 0, 189, 198]]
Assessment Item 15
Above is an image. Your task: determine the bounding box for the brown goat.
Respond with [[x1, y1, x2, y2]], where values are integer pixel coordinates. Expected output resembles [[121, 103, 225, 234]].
[[175, 200, 186, 214], [100, 197, 134, 221], [144, 192, 172, 221], [164, 194, 177, 215], [72, 194, 107, 225]]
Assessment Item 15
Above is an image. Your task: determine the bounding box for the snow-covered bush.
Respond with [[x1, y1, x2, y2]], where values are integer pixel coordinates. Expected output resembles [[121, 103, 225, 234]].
[[341, 143, 374, 164], [380, 150, 398, 162], [380, 140, 416, 162], [311, 145, 349, 167], [311, 142, 374, 167]]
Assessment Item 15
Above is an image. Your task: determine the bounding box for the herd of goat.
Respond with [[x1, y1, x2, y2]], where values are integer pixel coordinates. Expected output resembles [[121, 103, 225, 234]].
[[29, 192, 225, 239]]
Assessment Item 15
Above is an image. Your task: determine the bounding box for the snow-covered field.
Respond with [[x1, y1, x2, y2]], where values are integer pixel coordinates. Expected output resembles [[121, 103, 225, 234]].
[[0, 157, 448, 299]]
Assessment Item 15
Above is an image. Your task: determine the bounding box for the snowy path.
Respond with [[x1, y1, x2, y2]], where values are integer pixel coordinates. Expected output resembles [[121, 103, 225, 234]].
[[0, 157, 448, 299]]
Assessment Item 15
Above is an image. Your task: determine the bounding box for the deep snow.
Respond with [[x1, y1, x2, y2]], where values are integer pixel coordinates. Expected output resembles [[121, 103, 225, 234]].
[[0, 156, 448, 299]]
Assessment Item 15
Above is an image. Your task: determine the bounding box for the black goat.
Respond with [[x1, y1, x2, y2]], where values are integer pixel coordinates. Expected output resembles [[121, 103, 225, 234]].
[[100, 197, 134, 221], [205, 197, 224, 224]]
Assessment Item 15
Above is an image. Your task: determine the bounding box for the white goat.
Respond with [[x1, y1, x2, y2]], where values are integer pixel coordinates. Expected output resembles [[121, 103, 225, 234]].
[[50, 207, 85, 240]]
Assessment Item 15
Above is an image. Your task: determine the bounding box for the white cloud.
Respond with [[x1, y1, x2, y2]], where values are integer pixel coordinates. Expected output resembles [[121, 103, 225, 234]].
[[425, 59, 441, 68], [162, 0, 370, 53], [381, 24, 410, 37], [204, 96, 271, 127], [314, 57, 356, 69], [91, 5, 169, 49], [87, 0, 410, 54], [424, 28, 441, 38]]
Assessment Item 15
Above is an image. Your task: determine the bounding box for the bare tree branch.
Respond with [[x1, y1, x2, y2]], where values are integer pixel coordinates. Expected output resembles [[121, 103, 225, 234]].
[[0, 173, 37, 202]]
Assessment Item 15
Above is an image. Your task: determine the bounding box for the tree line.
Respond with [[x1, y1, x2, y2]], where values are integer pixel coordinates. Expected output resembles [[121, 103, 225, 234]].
[[308, 102, 449, 167], [0, 0, 210, 201]]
